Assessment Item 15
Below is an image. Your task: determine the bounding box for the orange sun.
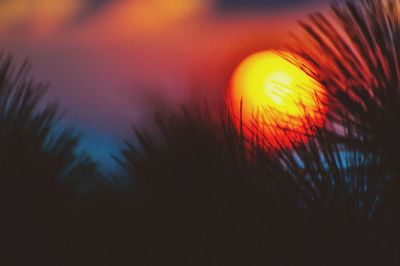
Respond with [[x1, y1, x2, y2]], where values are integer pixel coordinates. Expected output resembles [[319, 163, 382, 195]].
[[229, 50, 327, 148]]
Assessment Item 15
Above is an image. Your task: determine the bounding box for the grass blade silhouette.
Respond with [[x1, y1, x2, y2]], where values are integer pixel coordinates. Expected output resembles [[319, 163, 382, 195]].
[[291, 0, 400, 175], [0, 55, 101, 265]]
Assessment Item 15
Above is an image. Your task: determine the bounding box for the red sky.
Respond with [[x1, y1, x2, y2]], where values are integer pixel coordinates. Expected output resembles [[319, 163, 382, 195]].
[[0, 0, 333, 167]]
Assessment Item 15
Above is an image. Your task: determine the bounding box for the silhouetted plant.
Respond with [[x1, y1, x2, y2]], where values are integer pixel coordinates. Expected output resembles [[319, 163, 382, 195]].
[[0, 55, 101, 264], [119, 103, 400, 265], [119, 106, 309, 265], [268, 120, 400, 265], [292, 0, 400, 175], [0, 56, 99, 182], [4, 0, 400, 265], [117, 1, 400, 265]]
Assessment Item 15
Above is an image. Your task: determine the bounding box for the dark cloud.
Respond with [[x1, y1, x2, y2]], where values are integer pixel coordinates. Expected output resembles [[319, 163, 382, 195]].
[[85, 0, 116, 11], [217, 0, 322, 10], [75, 0, 119, 22]]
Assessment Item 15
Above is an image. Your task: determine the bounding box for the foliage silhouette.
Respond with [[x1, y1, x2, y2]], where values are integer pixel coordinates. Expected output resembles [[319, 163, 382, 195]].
[[4, 0, 400, 265], [119, 107, 304, 265], [271, 122, 400, 265], [291, 0, 400, 174], [0, 55, 102, 264], [117, 0, 400, 265], [0, 55, 99, 181], [118, 103, 400, 265]]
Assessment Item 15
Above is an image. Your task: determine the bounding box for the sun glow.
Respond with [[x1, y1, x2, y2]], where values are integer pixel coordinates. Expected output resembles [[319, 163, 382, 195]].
[[230, 50, 327, 148]]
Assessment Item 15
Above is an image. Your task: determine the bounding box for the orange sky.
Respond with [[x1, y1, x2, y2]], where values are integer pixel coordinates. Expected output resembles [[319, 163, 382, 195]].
[[0, 0, 331, 133]]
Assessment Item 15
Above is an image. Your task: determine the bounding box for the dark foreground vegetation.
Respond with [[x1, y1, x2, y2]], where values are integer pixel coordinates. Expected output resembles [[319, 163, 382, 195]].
[[3, 0, 400, 265]]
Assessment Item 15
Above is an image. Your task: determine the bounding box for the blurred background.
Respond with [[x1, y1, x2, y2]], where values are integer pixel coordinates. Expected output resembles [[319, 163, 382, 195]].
[[0, 0, 334, 170]]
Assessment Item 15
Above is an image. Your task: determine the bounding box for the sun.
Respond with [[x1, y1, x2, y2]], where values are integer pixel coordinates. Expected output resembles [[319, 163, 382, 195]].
[[229, 50, 327, 148]]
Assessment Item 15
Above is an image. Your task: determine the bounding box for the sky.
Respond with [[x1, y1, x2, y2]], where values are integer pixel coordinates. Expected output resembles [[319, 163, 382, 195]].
[[0, 0, 333, 170]]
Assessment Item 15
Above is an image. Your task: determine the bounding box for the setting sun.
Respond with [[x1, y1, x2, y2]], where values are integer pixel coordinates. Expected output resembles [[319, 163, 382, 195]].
[[230, 50, 327, 148]]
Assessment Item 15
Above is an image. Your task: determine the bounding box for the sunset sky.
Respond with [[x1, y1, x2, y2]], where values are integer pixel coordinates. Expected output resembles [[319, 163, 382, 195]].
[[0, 0, 335, 169]]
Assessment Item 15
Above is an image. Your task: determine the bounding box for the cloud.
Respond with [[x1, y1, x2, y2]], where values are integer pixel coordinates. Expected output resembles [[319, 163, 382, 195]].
[[0, 1, 75, 36], [0, 0, 328, 138], [216, 0, 322, 10], [75, 0, 119, 21], [0, 0, 120, 33], [86, 0, 116, 10]]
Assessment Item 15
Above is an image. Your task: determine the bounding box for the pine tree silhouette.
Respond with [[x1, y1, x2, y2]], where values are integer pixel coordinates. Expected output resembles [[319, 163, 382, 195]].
[[119, 0, 400, 265], [0, 55, 101, 264], [292, 0, 400, 175], [285, 1, 400, 263], [119, 107, 302, 265], [3, 0, 400, 265]]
